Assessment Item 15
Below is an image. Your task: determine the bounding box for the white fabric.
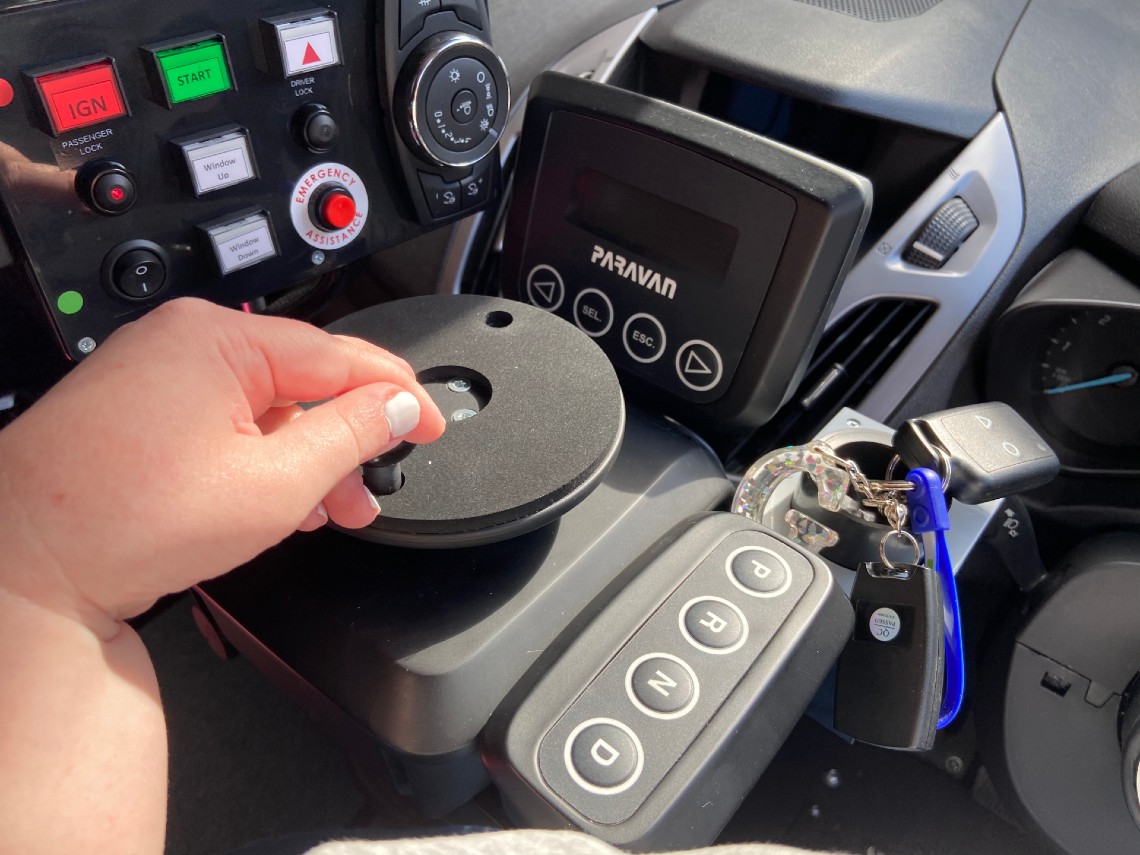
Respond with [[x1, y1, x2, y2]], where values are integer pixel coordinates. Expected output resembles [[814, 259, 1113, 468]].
[[304, 829, 844, 855]]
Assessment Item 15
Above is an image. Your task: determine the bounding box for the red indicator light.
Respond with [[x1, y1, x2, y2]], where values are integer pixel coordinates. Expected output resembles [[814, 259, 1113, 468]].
[[320, 191, 356, 230], [109, 186, 125, 202], [33, 60, 128, 135], [0, 78, 14, 109]]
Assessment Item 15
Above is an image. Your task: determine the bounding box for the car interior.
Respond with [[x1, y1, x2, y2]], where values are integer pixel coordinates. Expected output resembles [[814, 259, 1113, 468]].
[[1, 0, 1139, 853]]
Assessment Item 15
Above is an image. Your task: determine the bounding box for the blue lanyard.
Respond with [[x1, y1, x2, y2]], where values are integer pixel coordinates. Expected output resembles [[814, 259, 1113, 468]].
[[906, 467, 965, 729]]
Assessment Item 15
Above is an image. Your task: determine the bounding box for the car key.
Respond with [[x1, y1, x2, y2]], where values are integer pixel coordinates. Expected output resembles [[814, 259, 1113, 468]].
[[892, 402, 1060, 504], [833, 556, 945, 750]]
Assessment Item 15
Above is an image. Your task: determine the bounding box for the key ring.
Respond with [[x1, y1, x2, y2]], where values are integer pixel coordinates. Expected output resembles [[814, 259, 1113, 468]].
[[878, 527, 921, 569], [886, 446, 953, 494]]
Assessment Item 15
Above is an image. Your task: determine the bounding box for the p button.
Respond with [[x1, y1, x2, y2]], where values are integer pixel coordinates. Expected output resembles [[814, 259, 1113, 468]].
[[564, 718, 644, 795], [727, 546, 792, 598]]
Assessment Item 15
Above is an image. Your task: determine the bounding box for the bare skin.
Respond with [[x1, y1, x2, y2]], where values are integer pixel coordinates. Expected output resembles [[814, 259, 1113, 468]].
[[0, 298, 446, 855]]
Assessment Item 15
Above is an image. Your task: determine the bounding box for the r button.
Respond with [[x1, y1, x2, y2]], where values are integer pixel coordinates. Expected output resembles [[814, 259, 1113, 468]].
[[680, 596, 748, 654]]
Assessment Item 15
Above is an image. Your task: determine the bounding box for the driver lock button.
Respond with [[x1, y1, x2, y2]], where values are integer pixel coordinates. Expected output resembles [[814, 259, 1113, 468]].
[[565, 718, 643, 794]]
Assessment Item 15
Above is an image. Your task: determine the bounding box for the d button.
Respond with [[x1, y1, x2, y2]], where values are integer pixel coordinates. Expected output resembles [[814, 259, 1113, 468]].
[[564, 718, 644, 795]]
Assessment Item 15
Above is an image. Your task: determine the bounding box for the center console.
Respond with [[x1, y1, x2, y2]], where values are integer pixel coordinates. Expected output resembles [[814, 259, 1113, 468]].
[[5, 1, 879, 847]]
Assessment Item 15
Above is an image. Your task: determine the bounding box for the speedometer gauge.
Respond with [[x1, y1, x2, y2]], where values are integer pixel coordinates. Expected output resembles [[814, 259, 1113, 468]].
[[987, 250, 1140, 474], [1036, 309, 1139, 451]]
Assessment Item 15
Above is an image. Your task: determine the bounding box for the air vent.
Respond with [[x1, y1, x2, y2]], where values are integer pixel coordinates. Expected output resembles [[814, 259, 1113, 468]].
[[793, 0, 944, 22], [727, 298, 935, 472]]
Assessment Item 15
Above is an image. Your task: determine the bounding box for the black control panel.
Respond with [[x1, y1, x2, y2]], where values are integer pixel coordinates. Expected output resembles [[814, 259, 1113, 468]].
[[502, 74, 871, 429], [487, 513, 854, 849], [0, 0, 508, 360]]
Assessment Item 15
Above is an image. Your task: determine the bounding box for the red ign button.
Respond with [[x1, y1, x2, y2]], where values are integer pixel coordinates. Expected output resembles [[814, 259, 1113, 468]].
[[33, 59, 128, 135]]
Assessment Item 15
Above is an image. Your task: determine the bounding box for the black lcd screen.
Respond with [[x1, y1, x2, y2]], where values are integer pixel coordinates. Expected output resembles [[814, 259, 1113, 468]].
[[566, 168, 739, 282]]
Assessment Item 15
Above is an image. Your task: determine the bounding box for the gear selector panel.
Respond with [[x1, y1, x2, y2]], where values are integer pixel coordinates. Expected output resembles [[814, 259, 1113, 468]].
[[487, 513, 854, 849]]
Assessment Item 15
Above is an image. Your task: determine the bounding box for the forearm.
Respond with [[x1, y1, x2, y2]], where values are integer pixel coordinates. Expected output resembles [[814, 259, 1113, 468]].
[[0, 588, 167, 855]]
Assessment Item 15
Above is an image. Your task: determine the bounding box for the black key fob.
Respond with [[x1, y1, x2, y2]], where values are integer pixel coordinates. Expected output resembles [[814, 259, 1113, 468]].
[[834, 561, 944, 751], [893, 402, 1060, 504]]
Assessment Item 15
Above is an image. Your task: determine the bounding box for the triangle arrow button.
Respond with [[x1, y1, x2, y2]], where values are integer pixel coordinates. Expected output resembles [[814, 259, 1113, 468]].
[[684, 350, 713, 376]]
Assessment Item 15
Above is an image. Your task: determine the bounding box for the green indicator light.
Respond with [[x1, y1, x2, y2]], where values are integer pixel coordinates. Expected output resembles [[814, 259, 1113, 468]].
[[57, 290, 84, 315], [157, 40, 232, 104]]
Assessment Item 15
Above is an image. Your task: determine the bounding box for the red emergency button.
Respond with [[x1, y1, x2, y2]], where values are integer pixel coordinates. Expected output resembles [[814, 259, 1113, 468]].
[[32, 59, 128, 135], [314, 186, 356, 231]]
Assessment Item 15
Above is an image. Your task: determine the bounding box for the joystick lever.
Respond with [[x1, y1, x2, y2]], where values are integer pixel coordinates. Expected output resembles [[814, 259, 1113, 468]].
[[363, 442, 415, 496]]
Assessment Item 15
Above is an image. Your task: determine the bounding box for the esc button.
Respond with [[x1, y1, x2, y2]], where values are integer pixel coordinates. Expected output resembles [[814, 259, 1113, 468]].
[[622, 313, 666, 364]]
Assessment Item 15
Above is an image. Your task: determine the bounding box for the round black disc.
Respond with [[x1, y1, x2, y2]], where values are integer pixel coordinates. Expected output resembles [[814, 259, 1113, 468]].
[[325, 295, 625, 547]]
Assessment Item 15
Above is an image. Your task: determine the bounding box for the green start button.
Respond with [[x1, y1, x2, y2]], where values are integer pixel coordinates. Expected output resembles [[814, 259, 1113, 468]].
[[156, 38, 232, 104]]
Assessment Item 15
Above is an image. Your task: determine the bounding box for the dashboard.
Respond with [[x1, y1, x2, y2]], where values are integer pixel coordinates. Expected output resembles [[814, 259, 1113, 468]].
[[2, 0, 1140, 853]]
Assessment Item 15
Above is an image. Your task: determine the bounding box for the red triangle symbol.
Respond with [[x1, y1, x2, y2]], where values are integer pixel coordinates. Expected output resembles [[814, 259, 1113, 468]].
[[302, 43, 321, 64]]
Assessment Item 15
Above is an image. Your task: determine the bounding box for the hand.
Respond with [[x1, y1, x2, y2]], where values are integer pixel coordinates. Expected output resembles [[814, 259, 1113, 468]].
[[0, 297, 445, 634]]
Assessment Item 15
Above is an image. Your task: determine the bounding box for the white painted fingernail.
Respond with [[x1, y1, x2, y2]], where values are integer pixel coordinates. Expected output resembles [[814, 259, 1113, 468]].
[[384, 391, 420, 438], [363, 485, 381, 514], [315, 502, 328, 521]]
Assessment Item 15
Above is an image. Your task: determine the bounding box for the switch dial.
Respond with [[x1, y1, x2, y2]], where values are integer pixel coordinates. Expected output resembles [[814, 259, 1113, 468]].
[[395, 32, 509, 168]]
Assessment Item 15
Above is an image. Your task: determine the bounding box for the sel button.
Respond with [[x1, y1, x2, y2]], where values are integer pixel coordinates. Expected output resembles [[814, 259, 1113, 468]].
[[573, 288, 613, 338], [564, 718, 644, 795]]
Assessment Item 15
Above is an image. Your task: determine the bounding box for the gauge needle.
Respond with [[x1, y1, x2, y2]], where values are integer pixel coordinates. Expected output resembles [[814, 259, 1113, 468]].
[[1044, 369, 1138, 395]]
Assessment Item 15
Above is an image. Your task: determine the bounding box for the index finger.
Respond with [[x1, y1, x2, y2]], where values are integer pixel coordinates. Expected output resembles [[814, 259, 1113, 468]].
[[173, 300, 424, 412]]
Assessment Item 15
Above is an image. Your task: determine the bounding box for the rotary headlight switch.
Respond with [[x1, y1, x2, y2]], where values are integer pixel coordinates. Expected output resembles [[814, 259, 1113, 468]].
[[396, 32, 509, 168]]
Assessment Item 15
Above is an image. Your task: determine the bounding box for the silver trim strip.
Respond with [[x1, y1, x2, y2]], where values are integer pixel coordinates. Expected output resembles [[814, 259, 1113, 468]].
[[437, 9, 659, 294], [828, 113, 1024, 422]]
